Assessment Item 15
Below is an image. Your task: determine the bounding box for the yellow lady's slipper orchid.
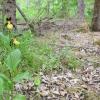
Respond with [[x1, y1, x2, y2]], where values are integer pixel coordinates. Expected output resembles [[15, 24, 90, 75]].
[[13, 38, 20, 45], [7, 21, 13, 31]]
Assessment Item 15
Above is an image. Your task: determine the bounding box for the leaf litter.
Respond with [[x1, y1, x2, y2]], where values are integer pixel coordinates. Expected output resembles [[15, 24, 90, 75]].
[[15, 31, 100, 100]]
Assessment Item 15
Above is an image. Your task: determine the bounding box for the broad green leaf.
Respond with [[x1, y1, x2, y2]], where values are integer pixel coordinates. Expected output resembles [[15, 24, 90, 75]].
[[13, 71, 32, 82], [14, 94, 26, 100], [34, 76, 41, 86], [0, 33, 10, 47], [0, 78, 4, 94], [0, 74, 12, 92], [0, 74, 11, 84], [5, 49, 21, 71]]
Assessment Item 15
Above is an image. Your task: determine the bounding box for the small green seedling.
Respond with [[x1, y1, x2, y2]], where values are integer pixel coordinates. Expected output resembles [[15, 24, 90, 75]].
[[14, 94, 26, 100], [34, 76, 41, 87]]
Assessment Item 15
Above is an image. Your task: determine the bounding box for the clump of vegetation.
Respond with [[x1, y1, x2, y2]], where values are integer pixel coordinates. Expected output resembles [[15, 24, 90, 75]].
[[18, 32, 60, 72], [59, 47, 80, 71], [0, 16, 80, 99], [17, 32, 80, 72], [0, 48, 28, 99], [0, 31, 80, 73], [0, 32, 31, 99]]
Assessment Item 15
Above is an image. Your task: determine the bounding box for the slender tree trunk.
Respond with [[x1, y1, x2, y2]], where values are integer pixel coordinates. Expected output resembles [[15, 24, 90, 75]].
[[92, 0, 100, 31], [77, 0, 85, 21], [4, 0, 16, 28]]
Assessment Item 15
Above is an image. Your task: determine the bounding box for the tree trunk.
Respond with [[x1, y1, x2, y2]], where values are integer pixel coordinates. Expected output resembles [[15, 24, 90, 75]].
[[4, 0, 16, 28], [92, 0, 100, 31], [77, 0, 85, 21]]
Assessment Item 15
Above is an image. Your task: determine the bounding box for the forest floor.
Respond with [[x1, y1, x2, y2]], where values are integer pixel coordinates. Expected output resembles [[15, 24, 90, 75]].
[[15, 19, 100, 100]]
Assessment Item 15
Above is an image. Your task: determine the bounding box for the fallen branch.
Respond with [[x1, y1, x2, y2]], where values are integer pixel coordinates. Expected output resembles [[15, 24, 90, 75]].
[[16, 4, 36, 34]]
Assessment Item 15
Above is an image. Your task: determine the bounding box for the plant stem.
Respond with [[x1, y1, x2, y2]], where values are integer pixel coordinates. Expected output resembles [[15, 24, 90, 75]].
[[8, 71, 14, 100]]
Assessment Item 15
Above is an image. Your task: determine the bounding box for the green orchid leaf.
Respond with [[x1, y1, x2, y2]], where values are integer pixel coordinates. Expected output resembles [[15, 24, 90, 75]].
[[13, 71, 32, 82], [5, 49, 21, 71], [0, 78, 4, 94], [14, 94, 26, 100], [0, 33, 10, 48], [0, 74, 12, 93], [0, 74, 11, 84]]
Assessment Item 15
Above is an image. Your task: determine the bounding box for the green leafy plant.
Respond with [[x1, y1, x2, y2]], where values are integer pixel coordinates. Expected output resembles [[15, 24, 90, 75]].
[[0, 32, 10, 50], [14, 71, 32, 82], [0, 49, 30, 99], [34, 76, 41, 87], [5, 49, 21, 71], [14, 94, 26, 100], [0, 74, 12, 94], [60, 47, 80, 71]]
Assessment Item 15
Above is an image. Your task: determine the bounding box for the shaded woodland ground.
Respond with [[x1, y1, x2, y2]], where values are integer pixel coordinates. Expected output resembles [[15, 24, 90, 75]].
[[0, 0, 100, 100], [14, 19, 100, 100]]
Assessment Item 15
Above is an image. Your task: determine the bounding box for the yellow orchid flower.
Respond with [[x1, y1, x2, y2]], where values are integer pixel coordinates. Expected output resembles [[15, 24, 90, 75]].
[[7, 21, 13, 31], [13, 38, 20, 45]]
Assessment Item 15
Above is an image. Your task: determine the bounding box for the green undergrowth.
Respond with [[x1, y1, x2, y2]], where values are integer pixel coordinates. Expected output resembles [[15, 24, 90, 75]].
[[17, 31, 80, 72], [0, 31, 81, 73], [0, 31, 81, 99]]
